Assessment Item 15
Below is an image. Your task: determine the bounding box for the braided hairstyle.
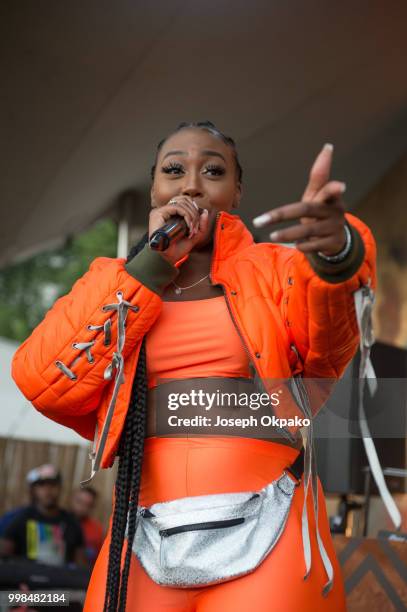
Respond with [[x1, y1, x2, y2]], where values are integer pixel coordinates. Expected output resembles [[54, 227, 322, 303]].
[[104, 121, 242, 612]]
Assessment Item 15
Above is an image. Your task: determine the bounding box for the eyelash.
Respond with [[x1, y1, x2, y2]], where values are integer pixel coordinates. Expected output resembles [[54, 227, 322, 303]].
[[161, 162, 225, 176]]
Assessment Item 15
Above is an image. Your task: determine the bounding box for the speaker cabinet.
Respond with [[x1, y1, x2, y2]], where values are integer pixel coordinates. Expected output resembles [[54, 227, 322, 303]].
[[315, 341, 407, 495]]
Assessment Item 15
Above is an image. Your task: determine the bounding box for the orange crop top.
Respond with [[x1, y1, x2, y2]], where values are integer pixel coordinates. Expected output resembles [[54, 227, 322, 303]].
[[145, 296, 253, 389]]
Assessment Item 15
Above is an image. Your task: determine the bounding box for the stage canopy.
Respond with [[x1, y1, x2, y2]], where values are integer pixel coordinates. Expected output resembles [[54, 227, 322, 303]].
[[1, 0, 406, 266]]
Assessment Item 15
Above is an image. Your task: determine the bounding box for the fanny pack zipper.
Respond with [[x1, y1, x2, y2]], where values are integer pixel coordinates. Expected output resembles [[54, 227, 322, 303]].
[[158, 517, 245, 567], [139, 491, 260, 523], [159, 517, 245, 538]]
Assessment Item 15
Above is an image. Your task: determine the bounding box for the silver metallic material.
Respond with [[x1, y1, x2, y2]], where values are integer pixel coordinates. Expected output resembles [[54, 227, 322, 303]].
[[172, 274, 209, 295], [129, 470, 298, 588], [54, 360, 77, 380], [317, 223, 352, 262], [56, 316, 115, 380], [72, 340, 95, 363]]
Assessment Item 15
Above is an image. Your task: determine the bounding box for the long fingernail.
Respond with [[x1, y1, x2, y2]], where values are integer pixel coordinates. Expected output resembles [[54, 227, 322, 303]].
[[252, 212, 272, 227], [270, 231, 279, 241], [339, 182, 346, 193], [192, 200, 199, 210], [323, 143, 334, 151]]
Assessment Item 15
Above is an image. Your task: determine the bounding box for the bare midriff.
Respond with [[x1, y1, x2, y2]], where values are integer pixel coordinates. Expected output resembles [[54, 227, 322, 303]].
[[145, 296, 303, 450]]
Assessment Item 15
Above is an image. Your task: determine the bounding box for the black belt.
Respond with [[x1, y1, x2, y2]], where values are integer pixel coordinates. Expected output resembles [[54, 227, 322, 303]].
[[145, 377, 303, 449]]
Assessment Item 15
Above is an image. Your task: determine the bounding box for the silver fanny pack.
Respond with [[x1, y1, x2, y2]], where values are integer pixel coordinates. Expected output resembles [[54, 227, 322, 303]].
[[129, 449, 304, 588]]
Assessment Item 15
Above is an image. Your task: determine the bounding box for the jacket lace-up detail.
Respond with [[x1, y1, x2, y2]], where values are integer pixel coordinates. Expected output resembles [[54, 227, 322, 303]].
[[54, 291, 140, 484], [88, 319, 112, 346], [81, 290, 140, 484], [55, 336, 103, 378], [54, 292, 138, 382], [72, 341, 96, 363], [54, 360, 77, 380]]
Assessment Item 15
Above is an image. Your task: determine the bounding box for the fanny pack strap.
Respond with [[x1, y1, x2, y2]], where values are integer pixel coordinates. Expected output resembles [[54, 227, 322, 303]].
[[288, 282, 403, 596], [286, 447, 305, 481], [291, 376, 334, 597], [354, 286, 401, 530]]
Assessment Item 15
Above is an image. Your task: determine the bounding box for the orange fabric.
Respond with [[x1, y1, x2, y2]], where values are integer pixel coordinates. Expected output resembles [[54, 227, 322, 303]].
[[84, 437, 346, 611], [11, 211, 376, 469], [11, 212, 374, 610], [145, 296, 252, 389]]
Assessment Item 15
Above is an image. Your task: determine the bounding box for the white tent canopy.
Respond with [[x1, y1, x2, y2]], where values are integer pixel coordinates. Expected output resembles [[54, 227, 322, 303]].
[[1, 0, 406, 266], [0, 337, 88, 446]]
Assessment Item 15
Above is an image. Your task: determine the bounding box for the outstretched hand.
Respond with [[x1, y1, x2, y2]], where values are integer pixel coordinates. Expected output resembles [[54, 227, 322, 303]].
[[252, 144, 347, 257]]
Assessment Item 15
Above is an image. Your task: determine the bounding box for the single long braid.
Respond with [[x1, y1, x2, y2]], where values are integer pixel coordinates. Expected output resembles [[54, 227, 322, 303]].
[[103, 233, 148, 612], [104, 406, 133, 610], [104, 120, 243, 611], [118, 344, 147, 611]]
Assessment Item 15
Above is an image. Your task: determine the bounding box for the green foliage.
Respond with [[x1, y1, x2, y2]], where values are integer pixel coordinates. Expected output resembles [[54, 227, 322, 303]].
[[0, 219, 118, 342]]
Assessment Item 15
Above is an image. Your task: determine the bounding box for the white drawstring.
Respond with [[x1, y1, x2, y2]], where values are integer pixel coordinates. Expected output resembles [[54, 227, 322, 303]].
[[80, 291, 139, 485], [292, 376, 334, 595], [354, 285, 401, 530]]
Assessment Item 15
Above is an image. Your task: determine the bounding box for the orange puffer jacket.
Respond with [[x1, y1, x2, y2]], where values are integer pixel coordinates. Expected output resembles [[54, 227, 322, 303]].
[[11, 211, 376, 480]]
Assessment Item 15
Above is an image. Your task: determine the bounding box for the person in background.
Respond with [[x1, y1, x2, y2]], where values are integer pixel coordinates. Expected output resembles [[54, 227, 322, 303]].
[[0, 464, 87, 567], [0, 486, 37, 537], [0, 506, 27, 537], [70, 486, 105, 566]]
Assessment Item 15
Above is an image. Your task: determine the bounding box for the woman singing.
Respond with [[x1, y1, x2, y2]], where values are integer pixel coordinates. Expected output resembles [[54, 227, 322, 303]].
[[12, 121, 376, 611]]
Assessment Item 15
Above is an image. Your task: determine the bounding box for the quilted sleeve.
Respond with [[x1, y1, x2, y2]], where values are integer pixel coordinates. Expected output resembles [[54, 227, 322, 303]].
[[278, 212, 377, 378], [11, 252, 176, 419]]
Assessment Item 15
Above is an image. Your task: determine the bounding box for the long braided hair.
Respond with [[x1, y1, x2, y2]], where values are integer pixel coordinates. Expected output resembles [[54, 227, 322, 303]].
[[103, 121, 243, 612]]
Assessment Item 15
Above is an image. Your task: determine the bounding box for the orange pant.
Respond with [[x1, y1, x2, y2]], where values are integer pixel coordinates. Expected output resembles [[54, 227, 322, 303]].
[[84, 437, 346, 611]]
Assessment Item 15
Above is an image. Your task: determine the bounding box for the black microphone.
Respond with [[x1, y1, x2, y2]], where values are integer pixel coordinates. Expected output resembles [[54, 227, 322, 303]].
[[149, 215, 188, 251], [149, 208, 204, 251]]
